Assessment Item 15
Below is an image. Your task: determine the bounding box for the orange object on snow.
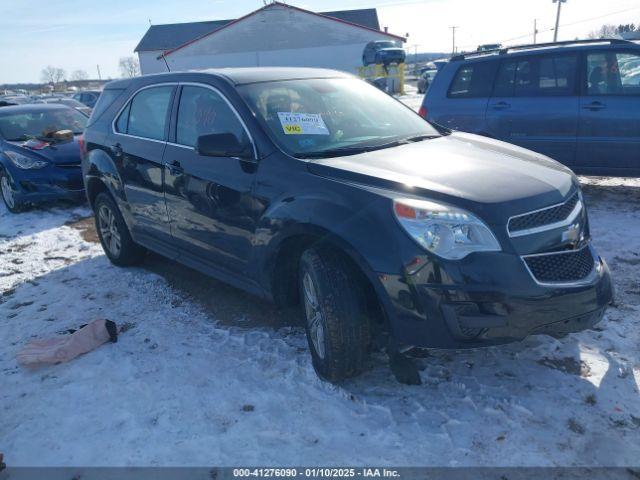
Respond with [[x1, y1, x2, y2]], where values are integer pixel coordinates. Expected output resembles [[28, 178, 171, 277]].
[[17, 319, 117, 367]]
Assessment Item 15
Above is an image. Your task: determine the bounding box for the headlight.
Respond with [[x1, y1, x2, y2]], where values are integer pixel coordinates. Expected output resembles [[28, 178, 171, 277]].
[[4, 151, 48, 169], [393, 198, 501, 260]]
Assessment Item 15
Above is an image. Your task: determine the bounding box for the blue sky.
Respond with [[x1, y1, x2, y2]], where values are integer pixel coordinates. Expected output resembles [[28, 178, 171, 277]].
[[1, 0, 639, 84]]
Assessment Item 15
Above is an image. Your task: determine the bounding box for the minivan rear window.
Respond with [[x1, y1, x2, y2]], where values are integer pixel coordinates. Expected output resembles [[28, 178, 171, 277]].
[[447, 61, 497, 98]]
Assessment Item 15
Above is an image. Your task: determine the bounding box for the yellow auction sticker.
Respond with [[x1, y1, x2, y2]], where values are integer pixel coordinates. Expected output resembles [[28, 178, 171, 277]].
[[283, 124, 303, 135]]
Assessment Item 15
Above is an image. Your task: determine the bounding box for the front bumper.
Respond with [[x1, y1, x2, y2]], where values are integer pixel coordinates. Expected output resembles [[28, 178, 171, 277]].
[[378, 244, 613, 349], [4, 163, 85, 205]]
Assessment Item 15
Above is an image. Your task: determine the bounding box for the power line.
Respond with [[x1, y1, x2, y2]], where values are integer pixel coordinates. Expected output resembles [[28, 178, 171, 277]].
[[456, 4, 640, 51], [499, 5, 640, 45]]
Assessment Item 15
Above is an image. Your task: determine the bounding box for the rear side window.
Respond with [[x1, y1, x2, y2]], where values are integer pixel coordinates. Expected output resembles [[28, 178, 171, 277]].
[[587, 51, 640, 96], [87, 89, 124, 126], [116, 86, 173, 141], [494, 54, 577, 97], [448, 61, 496, 98]]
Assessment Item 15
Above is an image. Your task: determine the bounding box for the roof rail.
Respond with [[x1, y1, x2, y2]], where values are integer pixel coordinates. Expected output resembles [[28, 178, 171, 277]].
[[450, 38, 636, 62]]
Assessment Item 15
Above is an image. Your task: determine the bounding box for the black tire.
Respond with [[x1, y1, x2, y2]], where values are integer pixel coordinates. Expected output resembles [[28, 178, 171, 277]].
[[0, 169, 24, 213], [94, 192, 145, 266], [299, 247, 371, 383]]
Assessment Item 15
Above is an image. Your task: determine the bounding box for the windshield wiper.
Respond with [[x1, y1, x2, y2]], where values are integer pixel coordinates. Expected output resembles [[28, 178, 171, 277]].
[[297, 142, 401, 159], [297, 134, 440, 159], [400, 134, 441, 143]]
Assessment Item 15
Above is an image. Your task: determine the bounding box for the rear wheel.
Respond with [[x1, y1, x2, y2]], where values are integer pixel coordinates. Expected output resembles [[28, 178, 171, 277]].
[[0, 170, 23, 213], [299, 247, 371, 383], [94, 192, 145, 266]]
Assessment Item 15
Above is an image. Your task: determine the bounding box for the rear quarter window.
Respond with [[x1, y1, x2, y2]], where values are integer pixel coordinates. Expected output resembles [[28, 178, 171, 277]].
[[447, 61, 497, 98], [87, 89, 125, 126]]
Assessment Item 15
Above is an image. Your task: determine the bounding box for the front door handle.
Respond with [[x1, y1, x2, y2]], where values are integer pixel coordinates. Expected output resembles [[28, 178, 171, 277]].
[[168, 160, 184, 175], [491, 101, 511, 110], [583, 101, 606, 111], [110, 143, 123, 157]]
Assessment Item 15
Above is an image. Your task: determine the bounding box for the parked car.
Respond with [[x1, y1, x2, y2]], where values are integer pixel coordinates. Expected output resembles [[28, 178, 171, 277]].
[[477, 43, 502, 52], [417, 69, 438, 93], [72, 90, 101, 108], [82, 68, 612, 383], [362, 41, 406, 66], [0, 104, 87, 212], [34, 97, 92, 116], [420, 39, 640, 176]]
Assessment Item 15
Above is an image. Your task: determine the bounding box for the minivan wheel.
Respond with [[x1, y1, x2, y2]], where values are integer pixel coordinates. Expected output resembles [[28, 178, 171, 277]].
[[299, 247, 371, 383], [0, 170, 23, 213], [94, 192, 145, 266]]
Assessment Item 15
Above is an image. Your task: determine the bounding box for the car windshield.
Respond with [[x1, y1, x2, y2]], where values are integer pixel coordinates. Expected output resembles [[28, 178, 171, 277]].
[[376, 42, 396, 49], [238, 78, 439, 158], [0, 108, 88, 141]]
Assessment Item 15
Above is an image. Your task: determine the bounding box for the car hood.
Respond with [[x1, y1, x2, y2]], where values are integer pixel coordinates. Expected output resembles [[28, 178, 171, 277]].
[[7, 136, 82, 165], [306, 132, 576, 224]]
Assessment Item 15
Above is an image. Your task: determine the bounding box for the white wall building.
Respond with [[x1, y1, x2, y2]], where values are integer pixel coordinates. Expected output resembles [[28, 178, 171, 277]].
[[135, 2, 405, 75]]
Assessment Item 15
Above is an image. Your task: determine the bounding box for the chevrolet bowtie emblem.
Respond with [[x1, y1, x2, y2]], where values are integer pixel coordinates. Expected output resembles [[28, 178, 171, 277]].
[[562, 223, 581, 244]]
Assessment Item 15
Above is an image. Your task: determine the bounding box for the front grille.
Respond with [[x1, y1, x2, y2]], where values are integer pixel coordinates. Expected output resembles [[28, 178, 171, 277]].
[[524, 246, 594, 284], [508, 192, 579, 235]]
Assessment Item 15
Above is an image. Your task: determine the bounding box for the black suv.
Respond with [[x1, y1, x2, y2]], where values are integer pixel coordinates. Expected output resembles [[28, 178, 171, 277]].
[[82, 68, 613, 383]]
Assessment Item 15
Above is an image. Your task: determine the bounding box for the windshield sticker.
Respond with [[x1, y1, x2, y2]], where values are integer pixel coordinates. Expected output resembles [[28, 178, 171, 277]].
[[278, 112, 329, 135]]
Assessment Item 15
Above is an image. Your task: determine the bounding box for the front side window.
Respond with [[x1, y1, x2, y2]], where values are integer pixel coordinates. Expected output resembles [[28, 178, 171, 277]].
[[587, 51, 640, 95], [494, 54, 577, 97], [238, 78, 440, 158], [448, 61, 496, 98], [116, 86, 173, 141], [176, 86, 248, 148]]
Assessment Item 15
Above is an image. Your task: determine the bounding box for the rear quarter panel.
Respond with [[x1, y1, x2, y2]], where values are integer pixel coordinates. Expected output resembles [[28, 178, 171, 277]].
[[423, 61, 492, 135]]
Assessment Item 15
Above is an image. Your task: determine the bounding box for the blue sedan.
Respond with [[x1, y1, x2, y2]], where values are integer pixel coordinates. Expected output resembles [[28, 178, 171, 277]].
[[0, 104, 87, 212]]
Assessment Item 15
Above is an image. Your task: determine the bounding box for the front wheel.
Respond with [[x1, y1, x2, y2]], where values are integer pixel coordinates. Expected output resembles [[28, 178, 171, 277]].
[[94, 192, 145, 266], [299, 247, 371, 383], [0, 170, 24, 213]]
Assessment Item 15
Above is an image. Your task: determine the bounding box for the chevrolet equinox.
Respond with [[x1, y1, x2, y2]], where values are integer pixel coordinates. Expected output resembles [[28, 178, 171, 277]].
[[81, 68, 613, 383]]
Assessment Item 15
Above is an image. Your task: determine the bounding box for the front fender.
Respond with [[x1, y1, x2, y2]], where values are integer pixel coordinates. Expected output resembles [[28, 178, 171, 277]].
[[251, 190, 412, 320]]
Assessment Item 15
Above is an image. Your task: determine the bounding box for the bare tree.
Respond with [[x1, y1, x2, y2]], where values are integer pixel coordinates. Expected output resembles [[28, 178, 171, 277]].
[[71, 69, 89, 81], [588, 24, 621, 39], [119, 56, 140, 78], [41, 66, 67, 86]]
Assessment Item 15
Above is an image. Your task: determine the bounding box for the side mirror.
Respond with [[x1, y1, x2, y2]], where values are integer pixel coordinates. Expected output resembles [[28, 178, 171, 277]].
[[196, 133, 253, 160]]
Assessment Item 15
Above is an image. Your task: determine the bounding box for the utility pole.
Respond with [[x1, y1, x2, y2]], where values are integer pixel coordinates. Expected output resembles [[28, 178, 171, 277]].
[[552, 0, 567, 43], [449, 26, 458, 55], [533, 19, 539, 44], [412, 44, 421, 63], [96, 64, 102, 80]]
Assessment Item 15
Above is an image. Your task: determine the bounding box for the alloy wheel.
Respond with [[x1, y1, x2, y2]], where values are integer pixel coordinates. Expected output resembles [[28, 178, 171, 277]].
[[1, 175, 15, 209], [303, 272, 326, 359], [98, 204, 121, 257]]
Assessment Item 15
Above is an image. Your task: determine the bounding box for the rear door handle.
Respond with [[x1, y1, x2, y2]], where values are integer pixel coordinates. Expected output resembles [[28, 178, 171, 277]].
[[583, 101, 606, 111], [491, 101, 511, 110], [168, 160, 184, 175], [110, 143, 123, 157]]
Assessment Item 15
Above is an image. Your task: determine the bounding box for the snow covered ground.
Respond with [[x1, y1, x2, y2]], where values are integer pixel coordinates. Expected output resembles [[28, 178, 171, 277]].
[[1, 94, 639, 466]]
